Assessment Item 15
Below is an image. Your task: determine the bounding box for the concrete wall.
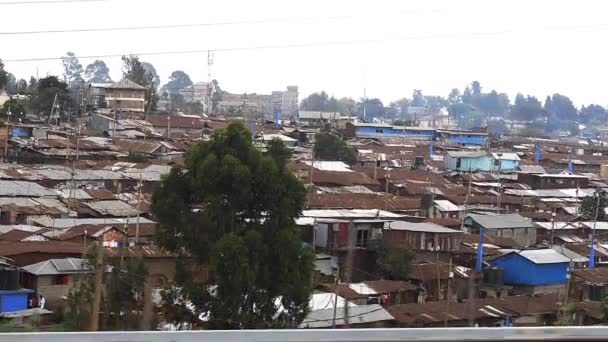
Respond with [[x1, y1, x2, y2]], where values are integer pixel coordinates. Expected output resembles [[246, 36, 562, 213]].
[[488, 227, 537, 247]]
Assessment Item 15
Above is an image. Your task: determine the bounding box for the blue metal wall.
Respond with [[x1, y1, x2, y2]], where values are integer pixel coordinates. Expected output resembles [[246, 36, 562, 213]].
[[497, 159, 519, 171], [0, 292, 30, 312], [449, 134, 487, 145], [490, 253, 568, 285], [355, 126, 435, 139], [444, 155, 493, 172]]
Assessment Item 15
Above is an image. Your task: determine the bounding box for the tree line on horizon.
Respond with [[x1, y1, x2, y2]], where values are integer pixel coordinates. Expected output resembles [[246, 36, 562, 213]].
[[300, 81, 608, 136]]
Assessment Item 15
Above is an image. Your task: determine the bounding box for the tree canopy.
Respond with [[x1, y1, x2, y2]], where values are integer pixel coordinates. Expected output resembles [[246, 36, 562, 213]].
[[152, 121, 313, 329], [163, 70, 193, 95], [313, 132, 356, 165], [0, 59, 8, 89], [580, 190, 608, 222], [61, 52, 84, 88], [84, 60, 112, 83]]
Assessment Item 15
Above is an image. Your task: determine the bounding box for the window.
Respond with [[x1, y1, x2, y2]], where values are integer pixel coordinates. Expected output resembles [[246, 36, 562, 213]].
[[53, 274, 69, 285], [375, 129, 384, 134], [356, 230, 369, 247]]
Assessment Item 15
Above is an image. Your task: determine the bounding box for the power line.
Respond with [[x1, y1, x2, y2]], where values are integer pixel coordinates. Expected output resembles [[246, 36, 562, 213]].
[[0, 0, 104, 4], [0, 15, 354, 36], [5, 24, 608, 63]]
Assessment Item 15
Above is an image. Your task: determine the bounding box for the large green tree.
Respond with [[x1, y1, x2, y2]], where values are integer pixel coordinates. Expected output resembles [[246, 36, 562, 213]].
[[152, 122, 313, 329], [31, 76, 72, 117], [0, 59, 8, 89], [61, 52, 84, 88], [313, 132, 356, 165], [84, 60, 112, 83], [122, 55, 159, 111], [163, 70, 193, 94], [580, 190, 608, 221]]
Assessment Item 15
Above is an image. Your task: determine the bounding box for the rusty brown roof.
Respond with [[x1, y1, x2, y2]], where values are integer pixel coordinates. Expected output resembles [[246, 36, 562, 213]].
[[146, 114, 205, 129], [307, 193, 419, 211], [84, 189, 116, 201], [0, 230, 38, 242], [462, 233, 520, 249], [0, 241, 83, 256], [572, 267, 608, 285]]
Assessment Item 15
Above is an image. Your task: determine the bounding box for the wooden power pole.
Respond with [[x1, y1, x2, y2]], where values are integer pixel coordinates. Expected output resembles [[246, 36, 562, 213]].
[[90, 241, 104, 331]]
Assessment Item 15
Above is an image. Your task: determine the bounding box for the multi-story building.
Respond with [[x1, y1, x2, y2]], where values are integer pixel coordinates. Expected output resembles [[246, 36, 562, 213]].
[[179, 82, 210, 106], [86, 79, 146, 116], [217, 86, 298, 121]]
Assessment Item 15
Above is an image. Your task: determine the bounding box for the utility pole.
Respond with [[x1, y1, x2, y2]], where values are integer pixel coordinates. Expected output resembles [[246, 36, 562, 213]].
[[90, 241, 104, 331], [331, 229, 340, 328], [436, 246, 441, 301], [444, 254, 453, 327], [135, 173, 142, 243], [342, 220, 354, 328], [3, 107, 10, 162]]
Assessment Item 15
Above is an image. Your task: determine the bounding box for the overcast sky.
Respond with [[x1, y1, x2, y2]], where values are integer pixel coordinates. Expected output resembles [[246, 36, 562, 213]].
[[1, 0, 607, 106]]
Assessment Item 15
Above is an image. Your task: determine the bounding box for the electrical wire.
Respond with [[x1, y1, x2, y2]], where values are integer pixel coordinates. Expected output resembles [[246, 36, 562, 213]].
[[0, 14, 366, 36], [6, 23, 608, 63], [0, 0, 104, 4]]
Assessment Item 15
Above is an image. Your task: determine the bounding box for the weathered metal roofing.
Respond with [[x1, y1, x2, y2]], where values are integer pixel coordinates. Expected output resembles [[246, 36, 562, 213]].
[[303, 161, 352, 172], [491, 152, 521, 161], [32, 217, 155, 229], [466, 213, 534, 229], [388, 221, 461, 234], [23, 258, 91, 275], [301, 209, 404, 219], [517, 249, 571, 264], [299, 304, 393, 328], [445, 151, 488, 158], [85, 200, 140, 217], [434, 200, 461, 212], [552, 245, 589, 263], [0, 181, 56, 197]]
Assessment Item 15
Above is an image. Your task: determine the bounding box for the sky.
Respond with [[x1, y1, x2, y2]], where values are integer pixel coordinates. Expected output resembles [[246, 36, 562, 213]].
[[1, 0, 608, 107]]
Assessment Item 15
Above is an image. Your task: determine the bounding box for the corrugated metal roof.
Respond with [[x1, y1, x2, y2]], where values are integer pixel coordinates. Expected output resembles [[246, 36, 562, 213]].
[[552, 245, 588, 262], [85, 200, 139, 217], [434, 200, 461, 212], [0, 181, 56, 197], [23, 258, 91, 275], [491, 152, 521, 161], [303, 161, 352, 172], [445, 151, 488, 158], [299, 304, 393, 328], [467, 213, 534, 229], [389, 221, 461, 233], [348, 283, 378, 295], [301, 209, 403, 219], [32, 217, 155, 229], [517, 249, 571, 264]]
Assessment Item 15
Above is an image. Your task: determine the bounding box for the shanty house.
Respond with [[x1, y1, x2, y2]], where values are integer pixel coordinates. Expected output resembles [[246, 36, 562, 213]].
[[22, 258, 92, 310], [464, 213, 536, 247], [383, 221, 462, 252], [444, 151, 492, 172], [571, 268, 608, 301], [489, 249, 569, 293], [491, 152, 520, 172], [518, 171, 588, 190]]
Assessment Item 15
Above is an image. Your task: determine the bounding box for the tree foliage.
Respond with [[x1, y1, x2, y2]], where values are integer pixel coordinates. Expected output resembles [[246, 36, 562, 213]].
[[580, 190, 608, 221], [31, 76, 72, 117], [374, 241, 414, 280], [152, 122, 313, 329], [0, 59, 8, 89], [313, 132, 356, 165], [121, 55, 158, 111], [211, 79, 222, 114], [356, 98, 385, 120], [163, 70, 193, 95], [61, 52, 84, 88], [580, 104, 607, 124], [64, 244, 148, 331], [84, 60, 112, 83]]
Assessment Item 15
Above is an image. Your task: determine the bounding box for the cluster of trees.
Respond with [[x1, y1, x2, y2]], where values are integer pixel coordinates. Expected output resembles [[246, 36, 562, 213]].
[[301, 81, 607, 136]]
